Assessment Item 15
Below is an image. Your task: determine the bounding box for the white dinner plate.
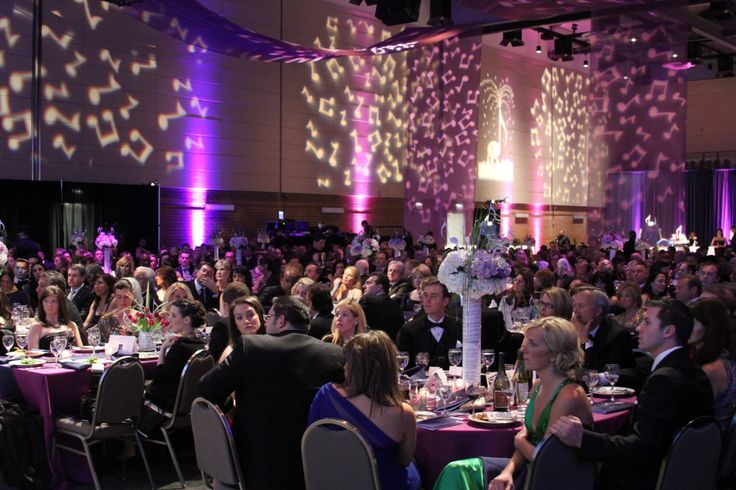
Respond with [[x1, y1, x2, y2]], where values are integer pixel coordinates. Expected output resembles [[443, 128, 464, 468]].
[[9, 358, 47, 368], [593, 386, 635, 397], [467, 411, 521, 428]]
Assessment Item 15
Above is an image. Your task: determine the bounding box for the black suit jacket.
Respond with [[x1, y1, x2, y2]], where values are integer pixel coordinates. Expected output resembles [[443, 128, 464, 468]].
[[396, 315, 462, 369], [583, 316, 635, 371], [70, 284, 95, 320], [360, 293, 404, 340], [308, 311, 333, 340], [208, 317, 229, 363], [580, 348, 714, 490], [184, 280, 220, 311], [388, 280, 412, 302], [199, 331, 344, 490]]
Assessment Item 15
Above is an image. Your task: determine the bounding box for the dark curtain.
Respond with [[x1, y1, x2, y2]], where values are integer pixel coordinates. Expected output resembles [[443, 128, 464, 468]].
[[685, 169, 715, 246]]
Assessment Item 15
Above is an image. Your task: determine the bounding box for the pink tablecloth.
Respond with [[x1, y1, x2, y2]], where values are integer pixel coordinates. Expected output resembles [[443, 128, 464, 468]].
[[416, 398, 635, 488], [0, 358, 158, 489]]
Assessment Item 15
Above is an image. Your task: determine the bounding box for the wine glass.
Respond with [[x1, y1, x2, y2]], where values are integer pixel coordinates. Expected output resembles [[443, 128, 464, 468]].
[[15, 331, 28, 357], [3, 333, 15, 353], [605, 364, 620, 402], [415, 352, 429, 372], [396, 351, 409, 377], [51, 336, 67, 367], [584, 369, 599, 402], [437, 381, 454, 416], [481, 349, 495, 386], [88, 329, 101, 349], [448, 348, 462, 373], [466, 383, 485, 416]]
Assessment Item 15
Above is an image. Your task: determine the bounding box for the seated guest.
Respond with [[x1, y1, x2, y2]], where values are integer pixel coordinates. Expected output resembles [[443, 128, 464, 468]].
[[154, 265, 177, 302], [612, 282, 645, 335], [214, 259, 232, 293], [232, 265, 253, 290], [67, 264, 95, 320], [309, 331, 421, 490], [572, 286, 634, 371], [114, 255, 134, 278], [218, 295, 266, 363], [37, 271, 83, 329], [434, 317, 592, 490], [498, 269, 536, 331], [332, 265, 363, 302], [306, 283, 333, 340], [674, 274, 701, 305], [258, 265, 300, 310], [533, 269, 556, 298], [139, 299, 207, 437], [551, 299, 714, 490], [209, 282, 250, 363], [0, 267, 28, 306], [324, 298, 367, 346], [642, 271, 669, 301], [387, 261, 411, 303], [689, 298, 736, 429], [163, 282, 194, 305], [28, 285, 83, 350], [82, 273, 115, 331], [397, 277, 461, 369], [133, 266, 158, 309], [402, 264, 432, 312], [360, 272, 405, 340], [537, 287, 573, 320], [291, 277, 314, 302], [96, 280, 137, 343], [199, 295, 344, 490], [185, 262, 220, 311]]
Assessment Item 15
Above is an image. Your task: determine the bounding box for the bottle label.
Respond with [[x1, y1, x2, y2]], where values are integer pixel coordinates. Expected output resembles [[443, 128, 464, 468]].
[[493, 390, 511, 411]]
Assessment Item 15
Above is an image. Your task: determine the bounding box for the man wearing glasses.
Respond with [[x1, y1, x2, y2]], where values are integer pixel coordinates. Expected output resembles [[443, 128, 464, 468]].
[[199, 295, 344, 490]]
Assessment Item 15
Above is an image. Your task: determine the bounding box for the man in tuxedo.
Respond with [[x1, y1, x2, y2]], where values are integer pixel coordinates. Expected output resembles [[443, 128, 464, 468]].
[[387, 260, 411, 303], [175, 250, 194, 281], [396, 276, 461, 369], [67, 264, 94, 320], [185, 262, 220, 311], [360, 272, 404, 340], [199, 295, 344, 490], [551, 299, 714, 490], [573, 287, 635, 371], [306, 283, 333, 340]]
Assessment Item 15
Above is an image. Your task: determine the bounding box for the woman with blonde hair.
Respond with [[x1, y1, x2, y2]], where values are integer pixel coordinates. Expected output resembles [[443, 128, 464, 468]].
[[291, 277, 314, 301], [163, 282, 194, 305], [115, 255, 135, 278], [537, 287, 573, 320], [613, 281, 645, 334], [309, 331, 421, 490], [434, 317, 592, 490], [323, 298, 367, 346], [332, 265, 363, 302]]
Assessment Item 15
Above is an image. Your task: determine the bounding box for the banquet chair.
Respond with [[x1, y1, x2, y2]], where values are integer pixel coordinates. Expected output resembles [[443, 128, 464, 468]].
[[190, 397, 244, 489], [655, 416, 722, 490], [718, 413, 736, 487], [51, 356, 154, 490], [524, 435, 596, 490], [301, 418, 380, 490], [142, 349, 214, 488]]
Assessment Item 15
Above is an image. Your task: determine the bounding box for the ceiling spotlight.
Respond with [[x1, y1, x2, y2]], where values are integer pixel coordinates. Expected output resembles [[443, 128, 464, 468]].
[[623, 74, 629, 80], [500, 30, 524, 47], [536, 44, 542, 54], [583, 58, 589, 68], [672, 52, 679, 59], [630, 36, 637, 43]]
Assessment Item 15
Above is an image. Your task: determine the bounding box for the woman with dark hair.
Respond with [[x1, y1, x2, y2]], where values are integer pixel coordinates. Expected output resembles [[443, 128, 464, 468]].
[[231, 265, 253, 290], [0, 268, 28, 306], [711, 228, 727, 256], [537, 287, 573, 320], [27, 285, 83, 349], [0, 292, 14, 355], [155, 265, 177, 302], [642, 271, 668, 301], [82, 273, 115, 331], [140, 298, 207, 437], [309, 330, 421, 490], [499, 268, 536, 332], [96, 280, 136, 343], [218, 296, 265, 363], [27, 262, 46, 311], [689, 298, 736, 429]]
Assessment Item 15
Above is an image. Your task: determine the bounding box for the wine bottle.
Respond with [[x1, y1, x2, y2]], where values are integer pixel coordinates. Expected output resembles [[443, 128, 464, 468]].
[[493, 352, 511, 412], [513, 349, 531, 406]]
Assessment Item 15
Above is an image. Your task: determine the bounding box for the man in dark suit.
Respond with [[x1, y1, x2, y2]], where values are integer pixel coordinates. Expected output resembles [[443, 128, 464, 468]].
[[306, 283, 333, 340], [552, 299, 714, 490], [396, 277, 461, 369], [185, 262, 220, 311], [573, 287, 635, 371], [387, 260, 412, 302], [360, 272, 404, 340], [175, 250, 195, 281], [199, 296, 344, 490], [67, 264, 95, 320]]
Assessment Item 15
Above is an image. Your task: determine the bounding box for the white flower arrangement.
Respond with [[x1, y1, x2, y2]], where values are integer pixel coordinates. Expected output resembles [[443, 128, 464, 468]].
[[0, 240, 8, 267], [601, 232, 624, 251], [229, 235, 248, 249], [350, 234, 379, 259], [209, 233, 224, 249], [257, 231, 270, 245], [70, 229, 86, 248], [388, 236, 406, 255], [418, 233, 435, 246], [95, 227, 118, 248]]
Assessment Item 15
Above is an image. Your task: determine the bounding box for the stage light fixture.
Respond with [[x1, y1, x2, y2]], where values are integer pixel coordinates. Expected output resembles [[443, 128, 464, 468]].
[[630, 36, 637, 43], [375, 0, 420, 25], [536, 44, 542, 54], [548, 36, 574, 61], [500, 30, 524, 47], [672, 52, 679, 59]]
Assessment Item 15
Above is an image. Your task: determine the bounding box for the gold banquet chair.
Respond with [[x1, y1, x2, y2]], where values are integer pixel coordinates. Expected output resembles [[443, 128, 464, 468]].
[[190, 397, 244, 489], [52, 356, 154, 490], [301, 418, 380, 490]]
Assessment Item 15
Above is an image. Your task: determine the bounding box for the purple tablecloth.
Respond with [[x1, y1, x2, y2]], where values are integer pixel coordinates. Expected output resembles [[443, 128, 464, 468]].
[[416, 397, 635, 488], [0, 358, 158, 489]]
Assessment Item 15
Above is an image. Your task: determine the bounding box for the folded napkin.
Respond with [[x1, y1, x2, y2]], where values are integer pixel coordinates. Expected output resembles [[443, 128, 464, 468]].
[[60, 360, 92, 371], [592, 401, 635, 414], [0, 356, 10, 365], [417, 416, 464, 431]]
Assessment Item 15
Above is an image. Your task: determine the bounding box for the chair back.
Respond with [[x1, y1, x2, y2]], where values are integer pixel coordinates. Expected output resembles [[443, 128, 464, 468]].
[[656, 416, 722, 490], [191, 397, 244, 489], [164, 349, 213, 428], [92, 356, 145, 426], [719, 413, 736, 480], [301, 418, 380, 490], [524, 435, 596, 490]]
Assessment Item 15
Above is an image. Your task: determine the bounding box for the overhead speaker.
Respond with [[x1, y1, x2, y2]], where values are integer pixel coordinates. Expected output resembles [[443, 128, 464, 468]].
[[375, 0, 420, 26], [428, 0, 452, 26]]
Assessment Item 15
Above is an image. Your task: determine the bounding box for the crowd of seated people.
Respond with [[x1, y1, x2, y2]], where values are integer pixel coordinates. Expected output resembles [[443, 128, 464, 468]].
[[0, 224, 735, 489]]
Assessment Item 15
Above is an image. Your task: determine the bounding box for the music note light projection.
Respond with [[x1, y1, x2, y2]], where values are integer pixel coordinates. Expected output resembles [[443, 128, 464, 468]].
[[478, 77, 514, 182]]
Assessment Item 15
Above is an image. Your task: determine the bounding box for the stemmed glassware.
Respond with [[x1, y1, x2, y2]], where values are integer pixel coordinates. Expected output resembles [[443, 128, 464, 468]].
[[88, 329, 101, 350], [437, 381, 454, 416], [605, 364, 620, 402], [50, 336, 68, 367], [584, 370, 599, 402], [448, 348, 462, 375], [15, 331, 28, 357], [481, 349, 495, 386], [415, 352, 429, 372], [3, 333, 15, 353], [396, 351, 409, 377]]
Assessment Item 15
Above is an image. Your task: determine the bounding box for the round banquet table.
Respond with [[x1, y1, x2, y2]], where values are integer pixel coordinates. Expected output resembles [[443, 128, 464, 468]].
[[415, 397, 635, 489]]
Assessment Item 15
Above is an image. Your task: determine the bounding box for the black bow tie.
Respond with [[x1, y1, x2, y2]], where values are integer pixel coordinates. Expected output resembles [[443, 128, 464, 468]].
[[428, 321, 444, 328]]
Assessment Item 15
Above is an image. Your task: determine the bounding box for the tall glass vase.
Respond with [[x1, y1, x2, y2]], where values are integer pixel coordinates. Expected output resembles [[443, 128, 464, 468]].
[[103, 247, 112, 274], [236, 248, 243, 265], [462, 291, 482, 386]]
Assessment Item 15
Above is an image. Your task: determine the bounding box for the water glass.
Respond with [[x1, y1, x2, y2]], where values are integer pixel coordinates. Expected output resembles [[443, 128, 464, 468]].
[[51, 336, 67, 366], [448, 348, 462, 368], [481, 349, 495, 386], [2, 334, 15, 353], [88, 330, 101, 349], [15, 331, 28, 352], [415, 352, 429, 371], [605, 363, 620, 402], [438, 382, 454, 415], [584, 370, 599, 401], [396, 351, 409, 376]]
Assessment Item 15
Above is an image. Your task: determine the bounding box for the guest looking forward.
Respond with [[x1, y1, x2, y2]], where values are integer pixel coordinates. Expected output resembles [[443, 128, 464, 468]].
[[36, 271, 83, 332], [96, 280, 136, 343], [387, 261, 412, 303], [551, 299, 714, 490], [323, 298, 367, 347], [208, 281, 250, 363], [434, 317, 592, 490], [360, 272, 405, 340], [396, 277, 461, 370], [27, 285, 83, 350], [218, 295, 266, 363], [198, 295, 344, 490], [332, 265, 363, 302], [82, 273, 115, 331], [537, 287, 573, 320], [309, 331, 421, 490]]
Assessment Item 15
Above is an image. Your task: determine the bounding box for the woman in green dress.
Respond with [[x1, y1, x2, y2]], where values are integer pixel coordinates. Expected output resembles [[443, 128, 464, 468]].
[[434, 316, 593, 490]]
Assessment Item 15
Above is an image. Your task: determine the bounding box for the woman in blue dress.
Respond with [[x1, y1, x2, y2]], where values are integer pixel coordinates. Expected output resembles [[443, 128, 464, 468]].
[[309, 330, 421, 490]]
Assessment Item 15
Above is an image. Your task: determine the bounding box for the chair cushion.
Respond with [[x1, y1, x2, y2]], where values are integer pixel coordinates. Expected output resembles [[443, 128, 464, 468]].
[[56, 417, 135, 438]]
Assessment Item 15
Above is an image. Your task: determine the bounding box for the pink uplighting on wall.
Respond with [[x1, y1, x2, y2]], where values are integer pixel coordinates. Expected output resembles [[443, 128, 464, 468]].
[[351, 193, 369, 233], [501, 202, 512, 237], [531, 203, 543, 246], [186, 187, 207, 246]]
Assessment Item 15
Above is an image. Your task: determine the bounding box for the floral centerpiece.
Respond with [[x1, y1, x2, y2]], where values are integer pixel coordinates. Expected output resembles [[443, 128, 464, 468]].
[[257, 230, 270, 249], [388, 235, 407, 258], [95, 227, 117, 273], [0, 240, 8, 267], [70, 229, 87, 249], [209, 232, 224, 261], [437, 204, 512, 385], [229, 233, 248, 265], [349, 234, 379, 259], [126, 288, 169, 351]]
